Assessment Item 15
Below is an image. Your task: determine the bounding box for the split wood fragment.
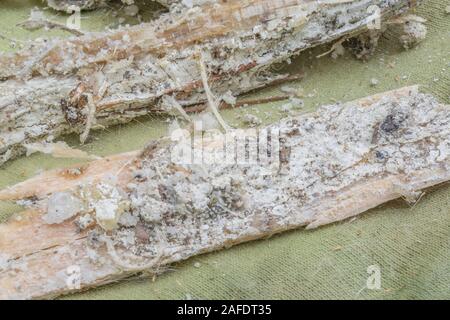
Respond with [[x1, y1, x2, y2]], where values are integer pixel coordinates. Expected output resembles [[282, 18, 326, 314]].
[[0, 0, 420, 165], [1, 86, 449, 299]]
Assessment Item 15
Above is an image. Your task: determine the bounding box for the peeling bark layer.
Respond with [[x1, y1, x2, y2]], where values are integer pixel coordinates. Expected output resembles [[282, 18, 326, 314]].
[[0, 0, 418, 165], [0, 86, 449, 299]]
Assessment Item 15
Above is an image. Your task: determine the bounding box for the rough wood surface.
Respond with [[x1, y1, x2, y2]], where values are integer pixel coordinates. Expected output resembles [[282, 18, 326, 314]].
[[0, 0, 418, 165], [1, 86, 449, 299]]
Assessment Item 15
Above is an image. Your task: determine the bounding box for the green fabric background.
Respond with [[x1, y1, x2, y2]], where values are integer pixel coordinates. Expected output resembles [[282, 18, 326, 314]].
[[0, 0, 449, 299]]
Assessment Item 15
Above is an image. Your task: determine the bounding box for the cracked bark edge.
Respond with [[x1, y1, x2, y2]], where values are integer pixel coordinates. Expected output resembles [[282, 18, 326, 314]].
[[1, 86, 450, 299]]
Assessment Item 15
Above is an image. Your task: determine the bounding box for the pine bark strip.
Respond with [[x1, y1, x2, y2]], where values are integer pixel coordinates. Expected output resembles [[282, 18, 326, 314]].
[[0, 86, 449, 299], [0, 0, 418, 165]]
